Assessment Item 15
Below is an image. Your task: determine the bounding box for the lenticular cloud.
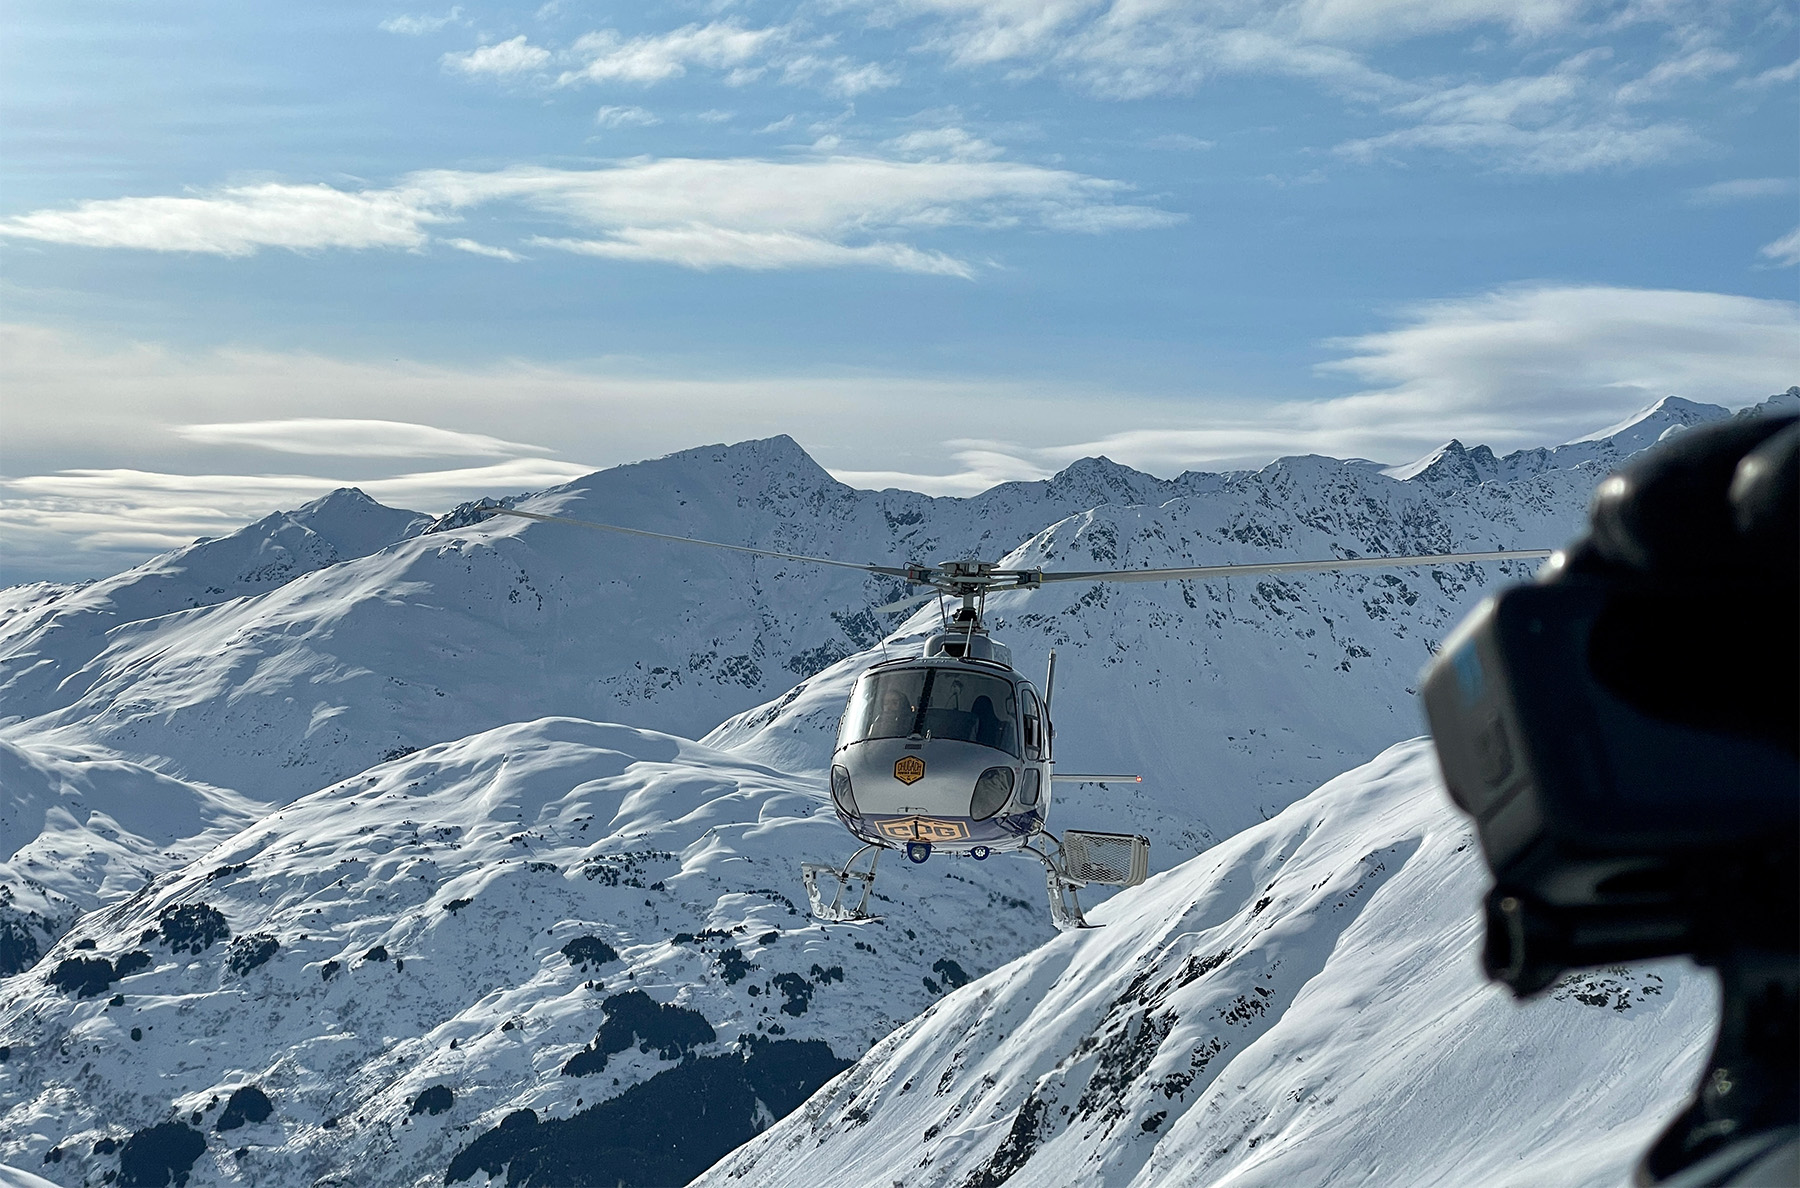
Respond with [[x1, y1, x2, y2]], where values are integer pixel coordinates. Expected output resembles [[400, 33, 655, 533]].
[[0, 156, 1179, 274]]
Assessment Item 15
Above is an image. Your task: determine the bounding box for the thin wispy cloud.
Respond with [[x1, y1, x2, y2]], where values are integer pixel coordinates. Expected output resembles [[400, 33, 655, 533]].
[[1686, 177, 1798, 205], [1761, 227, 1800, 267], [1335, 52, 1698, 174], [442, 237, 524, 260], [559, 23, 782, 86], [826, 0, 1773, 174], [595, 104, 660, 127], [0, 156, 1180, 274], [2, 460, 596, 564], [173, 418, 550, 458], [0, 184, 444, 255], [380, 8, 464, 35]]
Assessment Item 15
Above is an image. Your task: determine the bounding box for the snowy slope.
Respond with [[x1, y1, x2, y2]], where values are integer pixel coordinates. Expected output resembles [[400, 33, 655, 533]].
[[4, 420, 1607, 830], [0, 718, 1064, 1187], [0, 740, 264, 977], [699, 741, 1716, 1188], [0, 487, 429, 712]]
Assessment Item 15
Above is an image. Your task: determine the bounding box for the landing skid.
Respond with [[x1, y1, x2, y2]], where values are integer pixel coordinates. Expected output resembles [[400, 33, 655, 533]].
[[1026, 829, 1152, 932], [1025, 835, 1093, 930], [803, 843, 883, 923]]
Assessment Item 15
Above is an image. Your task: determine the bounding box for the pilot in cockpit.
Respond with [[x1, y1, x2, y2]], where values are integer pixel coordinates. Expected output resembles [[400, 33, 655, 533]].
[[871, 686, 917, 738]]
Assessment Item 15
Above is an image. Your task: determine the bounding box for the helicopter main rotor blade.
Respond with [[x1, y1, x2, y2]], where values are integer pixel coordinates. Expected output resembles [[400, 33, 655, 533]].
[[476, 506, 920, 581], [870, 590, 939, 614], [1033, 548, 1553, 585]]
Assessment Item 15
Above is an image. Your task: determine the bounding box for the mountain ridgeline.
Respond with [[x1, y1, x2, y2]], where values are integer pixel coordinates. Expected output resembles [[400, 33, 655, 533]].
[[0, 390, 1791, 1187]]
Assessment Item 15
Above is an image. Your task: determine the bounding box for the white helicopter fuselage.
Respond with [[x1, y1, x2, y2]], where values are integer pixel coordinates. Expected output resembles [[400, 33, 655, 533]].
[[829, 639, 1053, 858]]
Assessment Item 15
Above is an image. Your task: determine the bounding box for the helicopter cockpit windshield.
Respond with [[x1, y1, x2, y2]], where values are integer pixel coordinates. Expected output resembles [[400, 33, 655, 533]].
[[844, 668, 1019, 756]]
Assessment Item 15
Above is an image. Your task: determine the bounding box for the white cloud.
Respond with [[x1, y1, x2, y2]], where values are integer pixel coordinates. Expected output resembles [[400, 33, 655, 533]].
[[1686, 177, 1798, 205], [595, 104, 660, 127], [0, 155, 1175, 272], [1335, 113, 1692, 173], [1736, 57, 1800, 89], [1614, 46, 1738, 105], [172, 418, 550, 458], [1147, 133, 1215, 151], [530, 230, 976, 276], [443, 35, 551, 76], [442, 237, 523, 260], [1311, 284, 1800, 452], [842, 1, 1740, 174], [1761, 226, 1800, 267], [1335, 54, 1698, 173], [379, 8, 463, 35], [0, 183, 444, 255], [826, 60, 903, 95], [695, 109, 736, 123], [884, 126, 1004, 161], [560, 23, 780, 85]]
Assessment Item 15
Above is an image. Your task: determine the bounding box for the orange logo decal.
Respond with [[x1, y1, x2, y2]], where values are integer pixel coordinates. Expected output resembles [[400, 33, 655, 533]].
[[875, 816, 969, 842], [894, 756, 926, 785]]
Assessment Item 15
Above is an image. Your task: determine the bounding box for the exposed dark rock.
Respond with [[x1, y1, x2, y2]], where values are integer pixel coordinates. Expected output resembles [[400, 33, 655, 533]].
[[560, 936, 619, 970], [773, 973, 814, 1017], [715, 946, 751, 985], [364, 944, 390, 962], [49, 956, 118, 997], [561, 990, 715, 1077], [443, 897, 473, 914], [216, 1086, 273, 1131], [409, 1085, 454, 1116], [118, 1121, 206, 1187], [0, 914, 44, 977], [320, 960, 340, 981], [933, 959, 971, 991], [225, 934, 279, 976], [450, 1038, 850, 1187], [156, 903, 230, 955], [73, 938, 97, 950], [965, 1091, 1052, 1188]]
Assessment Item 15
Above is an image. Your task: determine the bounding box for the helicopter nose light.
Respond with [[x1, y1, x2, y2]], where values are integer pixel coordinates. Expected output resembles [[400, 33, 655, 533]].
[[971, 766, 1015, 819], [906, 841, 932, 864], [830, 765, 858, 816]]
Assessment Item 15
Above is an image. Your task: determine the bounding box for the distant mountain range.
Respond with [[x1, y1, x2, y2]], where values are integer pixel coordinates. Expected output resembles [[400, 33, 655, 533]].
[[0, 389, 1790, 1186]]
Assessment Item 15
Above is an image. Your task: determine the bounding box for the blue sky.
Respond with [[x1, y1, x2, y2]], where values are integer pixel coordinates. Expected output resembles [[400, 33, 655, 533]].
[[2, 0, 1797, 579]]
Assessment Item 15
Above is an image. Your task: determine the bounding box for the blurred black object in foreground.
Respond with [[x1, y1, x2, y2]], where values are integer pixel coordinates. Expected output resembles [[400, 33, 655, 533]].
[[1421, 413, 1798, 1186]]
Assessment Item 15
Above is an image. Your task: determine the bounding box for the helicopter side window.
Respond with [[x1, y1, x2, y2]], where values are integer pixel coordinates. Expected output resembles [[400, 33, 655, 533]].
[[1021, 687, 1043, 761], [918, 672, 1019, 756], [844, 670, 929, 743]]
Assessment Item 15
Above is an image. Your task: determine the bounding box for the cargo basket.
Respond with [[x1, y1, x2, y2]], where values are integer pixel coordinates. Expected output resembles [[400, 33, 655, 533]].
[[1061, 830, 1150, 887]]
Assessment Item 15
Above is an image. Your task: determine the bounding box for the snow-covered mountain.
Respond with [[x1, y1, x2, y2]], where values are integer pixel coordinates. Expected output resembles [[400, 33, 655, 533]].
[[0, 718, 1068, 1187], [699, 740, 1715, 1188], [2, 390, 1790, 1186]]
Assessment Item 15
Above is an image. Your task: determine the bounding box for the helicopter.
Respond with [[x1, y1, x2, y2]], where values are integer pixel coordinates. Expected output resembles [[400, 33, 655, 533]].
[[476, 503, 1550, 929]]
